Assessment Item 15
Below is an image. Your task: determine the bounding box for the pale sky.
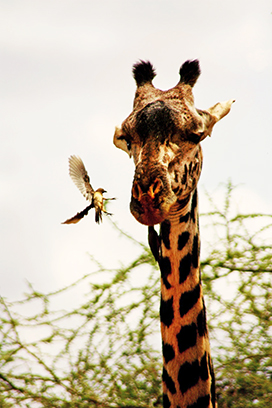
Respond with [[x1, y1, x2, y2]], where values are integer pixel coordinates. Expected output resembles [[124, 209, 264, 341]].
[[1, 0, 271, 301]]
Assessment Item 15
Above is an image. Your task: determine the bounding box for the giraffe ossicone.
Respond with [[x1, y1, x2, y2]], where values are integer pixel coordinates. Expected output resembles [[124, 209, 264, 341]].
[[114, 60, 234, 408]]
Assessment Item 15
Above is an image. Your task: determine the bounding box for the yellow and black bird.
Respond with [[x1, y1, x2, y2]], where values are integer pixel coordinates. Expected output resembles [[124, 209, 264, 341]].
[[62, 155, 114, 224]]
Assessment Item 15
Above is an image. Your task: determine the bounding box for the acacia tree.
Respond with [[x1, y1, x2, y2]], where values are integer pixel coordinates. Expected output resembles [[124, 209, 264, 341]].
[[200, 184, 272, 407], [0, 184, 271, 407]]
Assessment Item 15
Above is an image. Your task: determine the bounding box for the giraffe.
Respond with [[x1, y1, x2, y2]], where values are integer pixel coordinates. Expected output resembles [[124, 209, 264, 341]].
[[113, 59, 234, 408]]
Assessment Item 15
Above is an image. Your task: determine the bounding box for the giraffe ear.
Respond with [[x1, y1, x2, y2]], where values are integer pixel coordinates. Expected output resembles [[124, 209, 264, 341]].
[[206, 99, 235, 122], [197, 99, 235, 140], [113, 127, 131, 157]]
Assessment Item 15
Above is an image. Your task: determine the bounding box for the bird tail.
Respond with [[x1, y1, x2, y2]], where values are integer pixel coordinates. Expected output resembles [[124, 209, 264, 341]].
[[95, 209, 102, 224]]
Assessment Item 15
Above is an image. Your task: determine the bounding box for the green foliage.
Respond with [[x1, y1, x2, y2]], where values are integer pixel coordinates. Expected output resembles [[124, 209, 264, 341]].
[[0, 184, 271, 407], [200, 183, 272, 407], [0, 241, 162, 407]]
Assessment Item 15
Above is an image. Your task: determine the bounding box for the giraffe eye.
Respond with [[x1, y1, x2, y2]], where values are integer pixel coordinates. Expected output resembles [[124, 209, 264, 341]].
[[126, 140, 132, 151], [117, 134, 132, 152], [189, 132, 203, 144]]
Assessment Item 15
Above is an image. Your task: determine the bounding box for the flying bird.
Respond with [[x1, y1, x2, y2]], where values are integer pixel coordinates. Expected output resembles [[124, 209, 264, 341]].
[[62, 155, 114, 224]]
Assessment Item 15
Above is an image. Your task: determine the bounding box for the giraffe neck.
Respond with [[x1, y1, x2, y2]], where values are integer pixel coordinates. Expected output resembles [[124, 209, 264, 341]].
[[158, 189, 216, 408]]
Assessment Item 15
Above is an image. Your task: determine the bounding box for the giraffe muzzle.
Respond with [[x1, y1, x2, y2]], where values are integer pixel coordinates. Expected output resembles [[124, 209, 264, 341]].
[[132, 178, 163, 202], [130, 177, 176, 225]]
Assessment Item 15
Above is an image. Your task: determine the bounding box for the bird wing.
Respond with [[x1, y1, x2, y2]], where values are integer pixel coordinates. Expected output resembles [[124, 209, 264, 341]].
[[62, 204, 94, 224], [68, 155, 94, 202]]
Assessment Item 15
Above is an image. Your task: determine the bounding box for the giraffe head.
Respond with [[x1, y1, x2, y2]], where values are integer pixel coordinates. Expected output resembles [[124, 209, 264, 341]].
[[114, 60, 234, 226]]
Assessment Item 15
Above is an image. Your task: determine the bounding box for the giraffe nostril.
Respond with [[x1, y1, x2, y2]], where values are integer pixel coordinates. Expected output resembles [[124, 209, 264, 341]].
[[148, 178, 163, 199], [132, 181, 143, 201]]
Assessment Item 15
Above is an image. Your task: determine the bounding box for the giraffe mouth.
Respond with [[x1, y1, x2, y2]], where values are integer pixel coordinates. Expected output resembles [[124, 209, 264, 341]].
[[130, 192, 177, 226], [130, 198, 164, 225]]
